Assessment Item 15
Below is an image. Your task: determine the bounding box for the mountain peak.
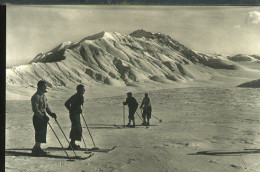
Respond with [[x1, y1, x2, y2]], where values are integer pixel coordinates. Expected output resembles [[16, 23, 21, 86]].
[[81, 31, 119, 42], [130, 29, 154, 38]]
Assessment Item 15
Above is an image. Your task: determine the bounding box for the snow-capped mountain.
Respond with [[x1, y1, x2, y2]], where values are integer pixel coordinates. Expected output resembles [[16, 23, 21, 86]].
[[6, 30, 244, 88]]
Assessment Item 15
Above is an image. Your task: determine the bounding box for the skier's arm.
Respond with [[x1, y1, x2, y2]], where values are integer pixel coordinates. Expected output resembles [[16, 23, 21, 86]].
[[140, 99, 144, 109], [46, 102, 53, 115], [65, 97, 72, 111], [123, 98, 128, 105], [45, 96, 53, 115], [45, 96, 56, 119], [135, 99, 139, 109], [31, 96, 45, 119]]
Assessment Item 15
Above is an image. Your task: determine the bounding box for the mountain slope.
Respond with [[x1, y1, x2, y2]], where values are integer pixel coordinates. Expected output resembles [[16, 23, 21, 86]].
[[6, 30, 241, 88], [237, 79, 260, 88]]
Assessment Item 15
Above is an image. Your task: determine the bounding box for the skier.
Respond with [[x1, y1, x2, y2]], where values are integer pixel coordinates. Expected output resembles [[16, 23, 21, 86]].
[[65, 84, 85, 150], [123, 92, 138, 128], [31, 80, 57, 155], [140, 93, 152, 126]]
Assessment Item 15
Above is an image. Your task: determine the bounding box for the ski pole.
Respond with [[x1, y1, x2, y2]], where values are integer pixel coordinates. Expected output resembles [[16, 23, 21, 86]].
[[75, 115, 88, 151], [55, 119, 78, 157], [123, 105, 125, 127], [135, 111, 143, 122], [47, 122, 70, 159], [140, 109, 145, 122], [152, 114, 162, 122], [81, 113, 99, 150]]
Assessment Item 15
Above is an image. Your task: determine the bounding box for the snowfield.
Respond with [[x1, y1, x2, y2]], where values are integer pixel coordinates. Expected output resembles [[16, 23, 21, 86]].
[[5, 86, 260, 172]]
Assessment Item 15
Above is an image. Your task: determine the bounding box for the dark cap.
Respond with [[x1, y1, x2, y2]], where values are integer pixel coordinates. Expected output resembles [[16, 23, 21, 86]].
[[77, 84, 85, 91], [37, 80, 46, 88]]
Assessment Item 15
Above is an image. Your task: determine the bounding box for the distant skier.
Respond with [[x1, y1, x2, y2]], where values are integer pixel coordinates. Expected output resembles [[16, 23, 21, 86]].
[[140, 93, 152, 126], [65, 84, 85, 150], [31, 80, 57, 155], [123, 92, 138, 128]]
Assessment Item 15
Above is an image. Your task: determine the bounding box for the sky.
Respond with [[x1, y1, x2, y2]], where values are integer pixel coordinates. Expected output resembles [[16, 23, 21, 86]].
[[6, 5, 260, 68]]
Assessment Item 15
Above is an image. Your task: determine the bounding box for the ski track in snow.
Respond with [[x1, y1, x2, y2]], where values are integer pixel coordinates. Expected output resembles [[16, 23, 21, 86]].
[[5, 87, 260, 172]]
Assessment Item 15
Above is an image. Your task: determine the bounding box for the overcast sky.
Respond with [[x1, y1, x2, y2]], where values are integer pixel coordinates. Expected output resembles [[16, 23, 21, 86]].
[[6, 5, 260, 68]]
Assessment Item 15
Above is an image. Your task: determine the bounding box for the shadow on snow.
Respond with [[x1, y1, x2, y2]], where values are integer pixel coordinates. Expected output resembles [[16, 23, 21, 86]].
[[189, 149, 260, 156]]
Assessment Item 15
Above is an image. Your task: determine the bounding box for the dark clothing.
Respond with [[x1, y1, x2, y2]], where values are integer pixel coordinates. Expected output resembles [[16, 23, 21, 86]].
[[31, 91, 52, 143], [33, 115, 48, 143], [65, 93, 84, 114], [65, 93, 84, 141], [142, 106, 152, 119], [141, 97, 152, 119], [69, 113, 82, 141], [123, 97, 138, 120]]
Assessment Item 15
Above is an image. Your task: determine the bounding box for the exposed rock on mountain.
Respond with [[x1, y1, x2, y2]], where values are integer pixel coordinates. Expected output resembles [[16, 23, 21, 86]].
[[237, 79, 260, 88], [6, 30, 243, 88]]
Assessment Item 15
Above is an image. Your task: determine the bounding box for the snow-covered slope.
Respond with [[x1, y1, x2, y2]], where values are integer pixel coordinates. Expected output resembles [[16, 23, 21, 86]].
[[6, 30, 242, 88]]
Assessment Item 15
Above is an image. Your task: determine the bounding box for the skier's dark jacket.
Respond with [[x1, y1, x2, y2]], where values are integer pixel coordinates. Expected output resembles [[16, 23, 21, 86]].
[[123, 97, 138, 112], [65, 93, 84, 114]]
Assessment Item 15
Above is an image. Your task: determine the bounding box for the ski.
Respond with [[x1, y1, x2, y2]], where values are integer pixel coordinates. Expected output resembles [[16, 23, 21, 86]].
[[85, 146, 116, 153], [47, 146, 116, 153], [5, 150, 93, 160], [114, 124, 122, 129], [114, 124, 153, 129]]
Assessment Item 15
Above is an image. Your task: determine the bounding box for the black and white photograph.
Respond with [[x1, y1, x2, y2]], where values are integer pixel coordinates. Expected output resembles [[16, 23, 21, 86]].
[[5, 3, 260, 171]]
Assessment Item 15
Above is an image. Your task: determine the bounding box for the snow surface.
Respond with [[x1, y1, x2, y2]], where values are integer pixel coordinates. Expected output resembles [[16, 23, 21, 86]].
[[5, 30, 260, 171], [5, 87, 260, 172]]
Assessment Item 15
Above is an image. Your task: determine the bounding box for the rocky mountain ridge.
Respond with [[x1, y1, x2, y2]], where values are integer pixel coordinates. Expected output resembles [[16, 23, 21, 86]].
[[6, 30, 259, 88]]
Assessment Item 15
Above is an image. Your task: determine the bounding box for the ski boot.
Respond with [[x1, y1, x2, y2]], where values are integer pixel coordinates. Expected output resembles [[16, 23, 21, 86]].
[[68, 143, 81, 150], [32, 146, 49, 156]]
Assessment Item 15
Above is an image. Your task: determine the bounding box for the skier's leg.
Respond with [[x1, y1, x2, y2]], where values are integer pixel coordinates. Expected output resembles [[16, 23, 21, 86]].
[[142, 109, 146, 125], [127, 119, 131, 127]]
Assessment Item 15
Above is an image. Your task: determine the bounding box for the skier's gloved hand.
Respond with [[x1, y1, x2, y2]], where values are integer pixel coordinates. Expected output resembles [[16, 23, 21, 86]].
[[50, 113, 57, 119], [43, 115, 49, 122]]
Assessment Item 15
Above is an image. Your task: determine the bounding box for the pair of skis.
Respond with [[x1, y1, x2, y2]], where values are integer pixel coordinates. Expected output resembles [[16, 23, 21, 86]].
[[46, 112, 100, 161], [114, 124, 151, 129], [50, 112, 116, 160], [6, 146, 116, 161], [5, 150, 93, 161], [47, 120, 93, 161], [47, 146, 117, 154]]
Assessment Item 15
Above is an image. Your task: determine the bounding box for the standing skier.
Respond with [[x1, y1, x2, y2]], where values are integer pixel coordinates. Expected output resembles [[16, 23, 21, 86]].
[[31, 80, 57, 155], [140, 93, 152, 126], [65, 84, 85, 150], [123, 92, 138, 128]]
